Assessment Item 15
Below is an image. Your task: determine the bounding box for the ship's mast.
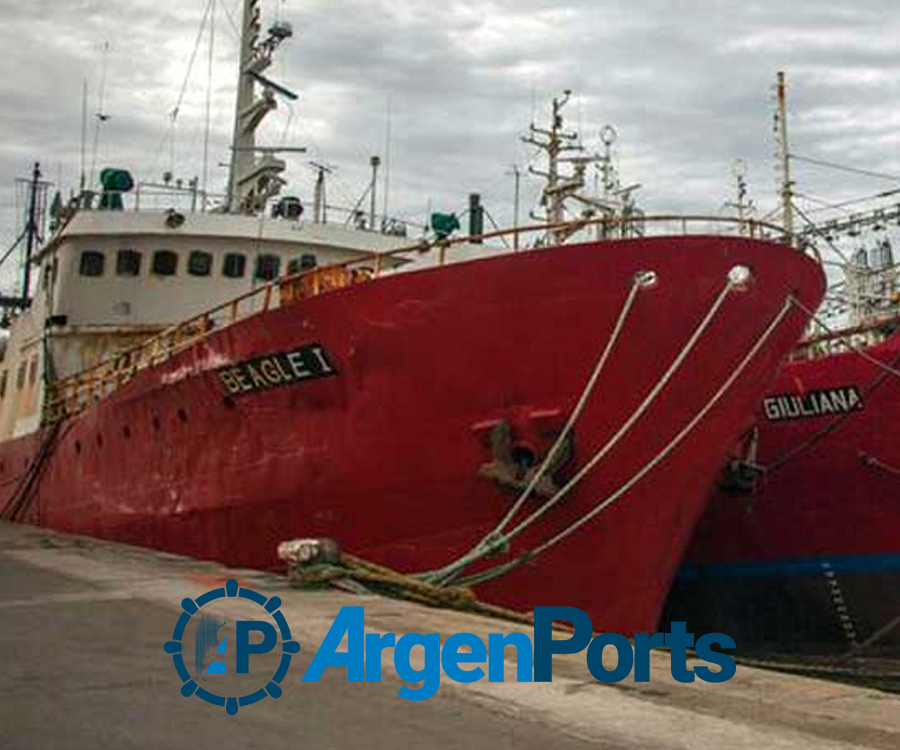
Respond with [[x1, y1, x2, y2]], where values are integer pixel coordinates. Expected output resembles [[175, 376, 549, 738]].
[[226, 0, 296, 214], [524, 91, 582, 243], [0, 164, 49, 312], [22, 163, 41, 304], [524, 94, 640, 245], [726, 160, 753, 235], [775, 71, 794, 241]]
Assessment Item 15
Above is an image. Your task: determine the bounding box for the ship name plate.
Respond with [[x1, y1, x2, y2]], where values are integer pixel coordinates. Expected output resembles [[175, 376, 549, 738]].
[[217, 345, 337, 397], [762, 385, 862, 422]]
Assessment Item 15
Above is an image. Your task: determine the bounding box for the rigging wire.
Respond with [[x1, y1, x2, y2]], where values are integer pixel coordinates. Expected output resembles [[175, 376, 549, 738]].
[[791, 153, 900, 183], [794, 192, 853, 214], [792, 201, 855, 267], [802, 187, 900, 216], [480, 209, 511, 248], [220, 0, 241, 40], [150, 0, 215, 178], [0, 228, 29, 273]]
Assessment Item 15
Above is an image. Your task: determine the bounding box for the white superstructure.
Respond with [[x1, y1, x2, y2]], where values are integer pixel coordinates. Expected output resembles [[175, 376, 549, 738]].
[[0, 1, 410, 441]]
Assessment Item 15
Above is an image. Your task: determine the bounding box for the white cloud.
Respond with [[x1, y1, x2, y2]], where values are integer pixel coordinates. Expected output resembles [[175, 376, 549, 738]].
[[0, 0, 898, 292]]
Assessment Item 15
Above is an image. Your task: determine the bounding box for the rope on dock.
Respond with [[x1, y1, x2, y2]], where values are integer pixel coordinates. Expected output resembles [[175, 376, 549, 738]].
[[279, 540, 536, 627]]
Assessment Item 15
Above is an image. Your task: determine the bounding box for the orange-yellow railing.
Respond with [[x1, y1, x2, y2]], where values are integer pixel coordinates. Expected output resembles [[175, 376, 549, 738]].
[[41, 214, 795, 424]]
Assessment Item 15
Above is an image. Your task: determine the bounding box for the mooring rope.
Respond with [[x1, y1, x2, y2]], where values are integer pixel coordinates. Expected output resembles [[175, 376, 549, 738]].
[[421, 272, 651, 586], [489, 273, 651, 539], [425, 271, 752, 586], [456, 296, 797, 587]]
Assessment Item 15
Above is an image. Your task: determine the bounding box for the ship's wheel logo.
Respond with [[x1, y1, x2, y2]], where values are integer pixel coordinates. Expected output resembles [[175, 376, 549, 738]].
[[164, 578, 301, 715]]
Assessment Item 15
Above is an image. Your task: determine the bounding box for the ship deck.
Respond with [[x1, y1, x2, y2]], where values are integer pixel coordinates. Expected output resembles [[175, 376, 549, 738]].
[[1, 522, 897, 750]]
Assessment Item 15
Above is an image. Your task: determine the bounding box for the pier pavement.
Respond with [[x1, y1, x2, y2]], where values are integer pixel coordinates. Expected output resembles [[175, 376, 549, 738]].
[[1, 522, 898, 750]]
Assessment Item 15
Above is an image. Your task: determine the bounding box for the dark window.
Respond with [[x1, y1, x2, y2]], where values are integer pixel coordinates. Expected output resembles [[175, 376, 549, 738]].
[[188, 250, 213, 277], [152, 250, 178, 276], [42, 264, 51, 289], [79, 250, 105, 277], [0, 371, 7, 399], [28, 357, 38, 385], [116, 249, 142, 277], [288, 253, 318, 275], [223, 253, 246, 279], [255, 254, 281, 281], [16, 362, 26, 390]]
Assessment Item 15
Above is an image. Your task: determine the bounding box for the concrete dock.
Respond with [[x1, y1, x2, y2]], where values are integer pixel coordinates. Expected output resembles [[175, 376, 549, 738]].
[[1, 522, 898, 749]]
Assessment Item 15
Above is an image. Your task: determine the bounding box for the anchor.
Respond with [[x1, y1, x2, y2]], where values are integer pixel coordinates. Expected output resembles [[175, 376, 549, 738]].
[[473, 408, 573, 499]]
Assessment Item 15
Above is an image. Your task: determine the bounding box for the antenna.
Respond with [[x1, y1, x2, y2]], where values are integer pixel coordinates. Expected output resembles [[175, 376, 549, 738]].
[[506, 165, 522, 249], [726, 159, 754, 234], [80, 81, 88, 194], [202, 0, 216, 212], [309, 161, 333, 223], [383, 96, 393, 224], [89, 41, 111, 189], [369, 156, 381, 231]]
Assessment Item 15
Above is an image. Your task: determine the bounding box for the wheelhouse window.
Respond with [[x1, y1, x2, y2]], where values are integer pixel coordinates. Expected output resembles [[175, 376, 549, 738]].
[[222, 253, 246, 279], [116, 249, 142, 277], [188, 250, 213, 277], [79, 250, 105, 277], [152, 250, 178, 277], [288, 253, 318, 275], [255, 254, 281, 282]]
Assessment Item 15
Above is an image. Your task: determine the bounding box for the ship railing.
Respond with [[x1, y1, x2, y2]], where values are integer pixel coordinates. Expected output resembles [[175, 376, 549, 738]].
[[41, 213, 801, 424], [87, 186, 228, 213], [789, 315, 897, 362], [61, 190, 420, 238]]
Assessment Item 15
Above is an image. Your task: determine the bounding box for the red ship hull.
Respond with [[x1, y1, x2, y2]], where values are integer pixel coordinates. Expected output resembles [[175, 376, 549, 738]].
[[1, 237, 822, 635], [667, 328, 900, 652]]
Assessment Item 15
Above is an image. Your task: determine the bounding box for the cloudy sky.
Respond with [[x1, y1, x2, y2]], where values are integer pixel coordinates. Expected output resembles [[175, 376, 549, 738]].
[[0, 0, 898, 294]]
